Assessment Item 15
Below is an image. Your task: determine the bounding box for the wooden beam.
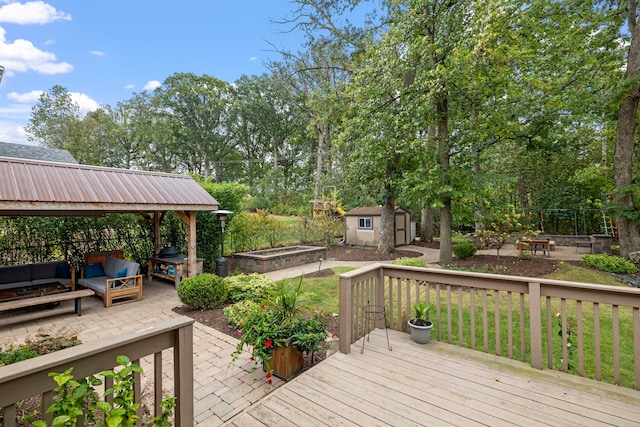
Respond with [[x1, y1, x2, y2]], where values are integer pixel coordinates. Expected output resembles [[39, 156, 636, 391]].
[[176, 211, 198, 278]]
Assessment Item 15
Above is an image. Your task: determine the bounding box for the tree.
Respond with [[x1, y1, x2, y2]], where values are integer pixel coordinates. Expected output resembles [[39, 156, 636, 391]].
[[614, 0, 640, 257], [154, 73, 237, 180]]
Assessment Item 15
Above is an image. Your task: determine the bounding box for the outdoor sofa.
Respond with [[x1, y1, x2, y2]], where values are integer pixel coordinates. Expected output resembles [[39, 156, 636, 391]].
[[0, 261, 74, 292], [77, 251, 143, 308]]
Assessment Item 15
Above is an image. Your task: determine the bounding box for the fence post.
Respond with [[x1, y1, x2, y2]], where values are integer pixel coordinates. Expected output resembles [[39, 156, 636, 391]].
[[174, 322, 194, 427], [339, 276, 353, 354], [529, 281, 543, 369]]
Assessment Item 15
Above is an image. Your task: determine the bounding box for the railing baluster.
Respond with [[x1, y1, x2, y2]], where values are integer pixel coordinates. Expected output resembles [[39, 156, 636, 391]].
[[483, 289, 489, 352], [577, 300, 584, 376], [154, 351, 163, 419], [612, 305, 620, 385], [458, 289, 464, 346], [520, 293, 526, 362], [447, 285, 453, 344], [561, 299, 568, 372], [594, 302, 601, 381], [546, 297, 553, 368], [634, 308, 640, 390], [470, 288, 476, 349], [507, 291, 513, 359], [494, 290, 501, 356]]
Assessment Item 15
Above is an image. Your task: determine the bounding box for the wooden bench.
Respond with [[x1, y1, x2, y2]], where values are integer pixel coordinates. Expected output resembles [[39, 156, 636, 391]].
[[0, 289, 95, 316]]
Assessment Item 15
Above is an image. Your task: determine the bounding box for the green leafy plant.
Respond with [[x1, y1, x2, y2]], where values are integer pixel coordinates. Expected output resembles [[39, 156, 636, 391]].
[[392, 257, 426, 267], [224, 273, 275, 303], [177, 273, 228, 309], [223, 300, 259, 328], [410, 302, 434, 327], [231, 279, 328, 383], [33, 356, 175, 427], [453, 243, 476, 260], [580, 254, 638, 274]]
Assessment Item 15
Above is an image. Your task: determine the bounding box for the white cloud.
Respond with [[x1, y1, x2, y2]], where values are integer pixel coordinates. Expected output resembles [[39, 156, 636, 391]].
[[0, 1, 71, 25], [69, 92, 99, 114], [124, 83, 135, 89], [0, 119, 29, 144], [0, 27, 72, 74], [90, 50, 105, 57], [249, 56, 258, 62], [8, 89, 43, 103], [143, 80, 161, 90]]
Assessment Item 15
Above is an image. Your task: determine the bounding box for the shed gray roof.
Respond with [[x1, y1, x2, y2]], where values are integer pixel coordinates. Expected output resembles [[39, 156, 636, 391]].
[[344, 206, 408, 216], [0, 156, 219, 216], [0, 141, 78, 164]]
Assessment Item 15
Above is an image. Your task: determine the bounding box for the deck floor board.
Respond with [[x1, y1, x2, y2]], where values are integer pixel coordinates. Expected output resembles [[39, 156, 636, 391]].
[[227, 329, 640, 426]]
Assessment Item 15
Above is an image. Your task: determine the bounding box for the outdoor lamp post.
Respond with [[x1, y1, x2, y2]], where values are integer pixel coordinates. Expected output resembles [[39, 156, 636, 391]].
[[213, 210, 233, 277]]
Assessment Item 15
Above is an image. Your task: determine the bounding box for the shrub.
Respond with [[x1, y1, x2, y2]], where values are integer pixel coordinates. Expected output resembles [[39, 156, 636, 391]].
[[224, 273, 275, 303], [453, 243, 476, 260], [392, 257, 426, 267], [224, 300, 259, 328], [580, 254, 638, 274], [177, 274, 228, 309]]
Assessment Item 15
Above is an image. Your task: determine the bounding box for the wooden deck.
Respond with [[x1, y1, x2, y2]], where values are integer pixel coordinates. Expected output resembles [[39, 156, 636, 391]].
[[227, 329, 640, 426]]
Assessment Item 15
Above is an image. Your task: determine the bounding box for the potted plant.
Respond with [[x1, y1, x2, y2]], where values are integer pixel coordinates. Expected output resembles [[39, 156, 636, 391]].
[[230, 279, 328, 382], [408, 302, 434, 344]]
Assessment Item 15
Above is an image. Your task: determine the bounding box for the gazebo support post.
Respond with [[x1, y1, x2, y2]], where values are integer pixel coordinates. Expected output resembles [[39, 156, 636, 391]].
[[176, 211, 198, 278]]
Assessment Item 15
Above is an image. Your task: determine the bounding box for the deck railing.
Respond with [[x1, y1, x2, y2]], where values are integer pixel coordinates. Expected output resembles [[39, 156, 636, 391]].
[[339, 263, 640, 390], [0, 316, 194, 427]]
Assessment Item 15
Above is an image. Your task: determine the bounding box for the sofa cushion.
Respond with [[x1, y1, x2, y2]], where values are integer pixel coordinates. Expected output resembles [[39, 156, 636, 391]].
[[0, 265, 31, 284], [104, 257, 127, 278], [124, 261, 140, 278], [31, 261, 59, 280], [0, 280, 33, 291], [78, 276, 108, 294], [55, 262, 71, 279], [115, 267, 128, 278], [84, 263, 105, 279]]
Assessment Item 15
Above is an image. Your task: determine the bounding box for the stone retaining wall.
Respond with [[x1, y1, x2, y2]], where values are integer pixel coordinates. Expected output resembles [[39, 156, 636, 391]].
[[230, 246, 327, 274]]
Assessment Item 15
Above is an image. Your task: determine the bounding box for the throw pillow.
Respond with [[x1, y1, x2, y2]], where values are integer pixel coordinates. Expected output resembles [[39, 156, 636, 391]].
[[84, 263, 104, 279], [56, 262, 70, 279], [115, 267, 128, 278]]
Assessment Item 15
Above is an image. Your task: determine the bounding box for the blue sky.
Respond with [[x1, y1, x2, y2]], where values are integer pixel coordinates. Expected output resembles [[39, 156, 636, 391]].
[[0, 1, 306, 145]]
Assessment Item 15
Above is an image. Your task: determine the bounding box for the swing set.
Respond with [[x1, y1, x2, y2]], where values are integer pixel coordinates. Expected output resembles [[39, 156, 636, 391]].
[[525, 208, 617, 238]]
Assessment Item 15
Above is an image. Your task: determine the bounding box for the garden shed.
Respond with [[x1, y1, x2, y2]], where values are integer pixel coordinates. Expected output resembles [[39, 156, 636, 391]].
[[344, 206, 412, 247]]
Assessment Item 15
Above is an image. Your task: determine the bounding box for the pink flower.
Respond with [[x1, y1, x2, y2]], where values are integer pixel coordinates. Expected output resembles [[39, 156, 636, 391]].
[[555, 312, 562, 318], [236, 331, 242, 337]]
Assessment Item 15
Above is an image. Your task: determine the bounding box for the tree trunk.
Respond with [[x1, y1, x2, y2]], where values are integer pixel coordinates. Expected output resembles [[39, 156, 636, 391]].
[[377, 189, 395, 254], [420, 205, 436, 242], [615, 2, 640, 258], [313, 121, 325, 211], [437, 95, 452, 265]]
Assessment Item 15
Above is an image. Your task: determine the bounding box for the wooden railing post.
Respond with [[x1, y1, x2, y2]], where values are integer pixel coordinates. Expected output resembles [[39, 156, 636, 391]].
[[529, 281, 543, 369], [339, 276, 354, 354], [174, 322, 194, 426], [375, 266, 385, 329]]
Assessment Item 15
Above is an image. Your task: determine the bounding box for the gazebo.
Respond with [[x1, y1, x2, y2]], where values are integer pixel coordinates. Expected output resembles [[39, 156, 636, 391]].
[[0, 156, 219, 278]]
